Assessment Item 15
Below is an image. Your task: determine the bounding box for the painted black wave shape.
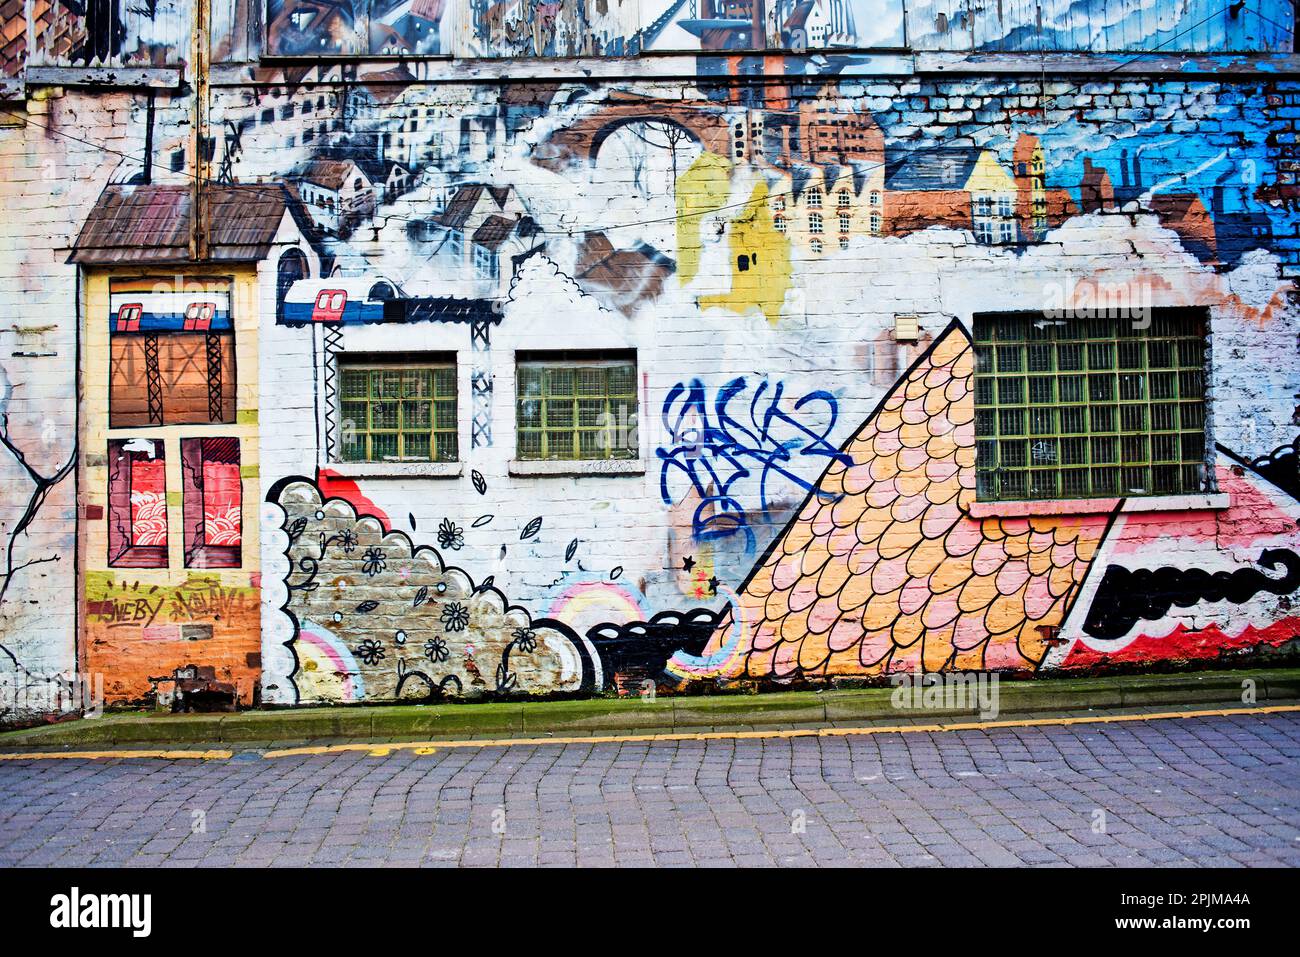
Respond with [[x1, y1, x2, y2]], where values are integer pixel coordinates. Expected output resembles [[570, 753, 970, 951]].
[[1081, 548, 1300, 640], [587, 609, 721, 689]]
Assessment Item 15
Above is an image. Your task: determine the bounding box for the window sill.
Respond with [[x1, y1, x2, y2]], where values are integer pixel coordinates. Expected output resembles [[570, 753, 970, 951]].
[[969, 493, 1231, 518], [325, 461, 463, 479], [508, 459, 647, 477]]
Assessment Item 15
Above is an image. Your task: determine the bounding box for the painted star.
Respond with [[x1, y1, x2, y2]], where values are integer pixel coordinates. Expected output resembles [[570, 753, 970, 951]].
[[707, 577, 719, 595], [682, 556, 696, 572]]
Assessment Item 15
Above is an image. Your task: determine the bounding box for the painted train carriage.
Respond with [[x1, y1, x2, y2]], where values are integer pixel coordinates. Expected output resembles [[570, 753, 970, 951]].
[[109, 278, 234, 333], [280, 278, 399, 326]]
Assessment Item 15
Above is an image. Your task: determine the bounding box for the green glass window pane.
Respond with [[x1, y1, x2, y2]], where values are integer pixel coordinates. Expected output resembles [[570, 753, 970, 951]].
[[1091, 467, 1118, 495], [1087, 342, 1114, 369], [974, 346, 993, 373], [1151, 433, 1179, 461], [518, 431, 542, 458], [518, 399, 541, 429], [433, 368, 456, 397], [998, 409, 1025, 436], [1060, 437, 1087, 465], [608, 364, 636, 395], [997, 378, 1025, 404], [1150, 372, 1176, 400], [1060, 407, 1086, 433], [576, 368, 606, 396], [371, 432, 398, 459], [402, 432, 431, 460], [975, 410, 996, 437], [372, 401, 398, 429], [518, 367, 543, 398], [975, 379, 995, 405], [1029, 408, 1054, 435], [1117, 341, 1144, 369], [1118, 373, 1145, 401], [1181, 432, 1204, 461], [435, 401, 456, 430], [403, 401, 431, 429], [1028, 469, 1058, 499], [1090, 406, 1115, 433], [999, 440, 1027, 468], [546, 431, 574, 459], [1121, 435, 1148, 464], [341, 402, 367, 433], [1058, 376, 1085, 403], [1090, 436, 1117, 464], [1148, 341, 1174, 368], [1178, 370, 1204, 398], [1179, 403, 1205, 431], [976, 440, 997, 469], [1027, 344, 1053, 372], [1151, 403, 1177, 431], [547, 368, 575, 396], [1057, 343, 1084, 370], [1120, 405, 1146, 432], [1028, 377, 1053, 404], [1088, 374, 1115, 402], [577, 399, 605, 428], [1122, 466, 1149, 493], [378, 371, 403, 398], [341, 370, 368, 399], [547, 401, 575, 428], [1061, 469, 1088, 497], [996, 346, 1023, 373], [435, 433, 458, 463]]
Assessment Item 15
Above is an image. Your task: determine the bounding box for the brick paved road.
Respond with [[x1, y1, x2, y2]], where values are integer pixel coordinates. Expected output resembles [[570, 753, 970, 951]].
[[2, 712, 1298, 867]]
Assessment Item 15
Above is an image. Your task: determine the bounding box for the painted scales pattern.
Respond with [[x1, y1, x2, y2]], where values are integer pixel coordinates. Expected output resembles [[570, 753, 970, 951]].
[[686, 323, 1112, 680]]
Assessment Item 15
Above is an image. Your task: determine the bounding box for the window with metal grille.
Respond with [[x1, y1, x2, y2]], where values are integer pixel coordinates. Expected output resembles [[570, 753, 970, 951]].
[[339, 358, 458, 463], [516, 353, 637, 461], [973, 310, 1210, 502]]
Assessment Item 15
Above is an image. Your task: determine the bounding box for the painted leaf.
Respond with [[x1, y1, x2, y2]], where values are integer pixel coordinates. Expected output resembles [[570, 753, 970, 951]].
[[413, 586, 428, 608], [356, 600, 380, 613], [472, 514, 494, 528], [472, 470, 487, 495], [521, 516, 543, 540], [566, 538, 578, 561]]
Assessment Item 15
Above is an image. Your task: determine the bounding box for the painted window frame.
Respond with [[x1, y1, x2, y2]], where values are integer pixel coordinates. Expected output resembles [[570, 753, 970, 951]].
[[337, 354, 460, 464], [107, 438, 169, 569], [972, 309, 1213, 504], [515, 351, 638, 462]]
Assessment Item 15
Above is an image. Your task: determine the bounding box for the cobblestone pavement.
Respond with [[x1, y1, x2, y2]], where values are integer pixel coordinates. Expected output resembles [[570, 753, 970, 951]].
[[2, 711, 1298, 867]]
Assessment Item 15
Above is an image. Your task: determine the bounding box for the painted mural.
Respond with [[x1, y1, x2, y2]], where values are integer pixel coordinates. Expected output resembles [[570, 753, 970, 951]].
[[3, 0, 1300, 721]]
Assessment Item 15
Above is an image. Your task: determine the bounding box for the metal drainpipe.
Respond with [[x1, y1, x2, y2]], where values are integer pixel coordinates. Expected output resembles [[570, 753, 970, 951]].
[[190, 0, 212, 262]]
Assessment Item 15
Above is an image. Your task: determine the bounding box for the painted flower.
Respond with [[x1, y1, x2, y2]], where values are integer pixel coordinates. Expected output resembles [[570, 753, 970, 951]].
[[338, 530, 358, 554], [511, 627, 537, 654], [437, 517, 464, 551], [361, 546, 386, 577], [440, 601, 470, 633], [424, 637, 449, 663], [355, 639, 386, 666]]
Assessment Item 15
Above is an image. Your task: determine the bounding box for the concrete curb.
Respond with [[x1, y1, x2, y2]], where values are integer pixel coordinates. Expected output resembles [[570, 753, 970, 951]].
[[3, 668, 1297, 749]]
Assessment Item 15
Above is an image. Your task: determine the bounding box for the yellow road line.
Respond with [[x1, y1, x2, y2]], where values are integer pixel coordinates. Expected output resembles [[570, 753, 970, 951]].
[[262, 703, 1300, 759], [0, 748, 233, 761], [1, 704, 1296, 762]]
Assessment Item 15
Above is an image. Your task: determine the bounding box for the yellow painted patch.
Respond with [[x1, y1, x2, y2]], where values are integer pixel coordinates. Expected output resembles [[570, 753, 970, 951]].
[[237, 408, 259, 425], [675, 151, 732, 286], [700, 180, 792, 325]]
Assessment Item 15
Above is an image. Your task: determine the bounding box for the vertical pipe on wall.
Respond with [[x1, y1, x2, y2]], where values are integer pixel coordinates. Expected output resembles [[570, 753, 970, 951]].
[[191, 0, 212, 261]]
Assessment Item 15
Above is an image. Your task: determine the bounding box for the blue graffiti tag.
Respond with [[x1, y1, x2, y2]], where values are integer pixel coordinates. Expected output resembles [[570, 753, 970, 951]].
[[656, 377, 853, 549]]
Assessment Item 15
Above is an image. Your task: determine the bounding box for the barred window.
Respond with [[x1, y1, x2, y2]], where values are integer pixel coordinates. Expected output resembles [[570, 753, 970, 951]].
[[974, 311, 1210, 502], [339, 358, 458, 463], [516, 353, 637, 461]]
